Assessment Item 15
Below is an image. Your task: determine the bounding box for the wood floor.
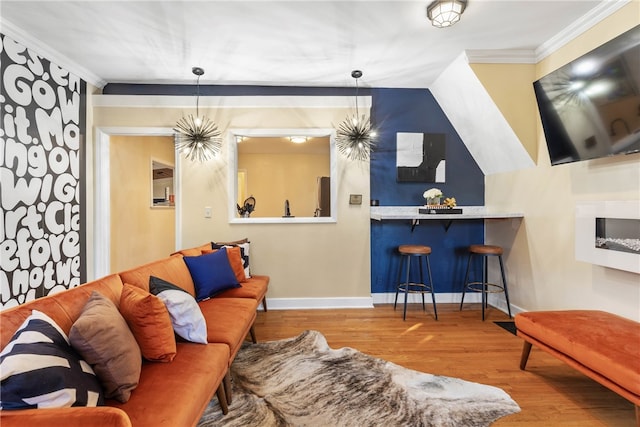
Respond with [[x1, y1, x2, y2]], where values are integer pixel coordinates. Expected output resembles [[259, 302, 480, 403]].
[[253, 303, 637, 426]]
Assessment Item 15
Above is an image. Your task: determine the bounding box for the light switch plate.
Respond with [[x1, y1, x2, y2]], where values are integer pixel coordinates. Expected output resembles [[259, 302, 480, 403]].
[[349, 194, 362, 205], [204, 207, 212, 218]]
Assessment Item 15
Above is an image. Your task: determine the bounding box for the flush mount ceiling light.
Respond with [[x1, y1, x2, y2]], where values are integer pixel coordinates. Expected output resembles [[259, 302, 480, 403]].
[[290, 136, 308, 144], [174, 67, 222, 162], [336, 70, 377, 162], [427, 0, 467, 28]]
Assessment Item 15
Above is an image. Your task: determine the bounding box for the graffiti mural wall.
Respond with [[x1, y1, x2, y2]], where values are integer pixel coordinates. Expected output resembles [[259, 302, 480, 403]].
[[0, 34, 86, 309]]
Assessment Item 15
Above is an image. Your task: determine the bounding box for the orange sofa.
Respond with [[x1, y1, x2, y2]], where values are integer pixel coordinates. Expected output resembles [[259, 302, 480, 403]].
[[0, 246, 269, 427], [515, 310, 640, 422]]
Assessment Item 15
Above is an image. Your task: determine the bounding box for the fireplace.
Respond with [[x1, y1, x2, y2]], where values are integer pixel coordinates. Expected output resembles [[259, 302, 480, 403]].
[[595, 218, 640, 255], [576, 201, 640, 274]]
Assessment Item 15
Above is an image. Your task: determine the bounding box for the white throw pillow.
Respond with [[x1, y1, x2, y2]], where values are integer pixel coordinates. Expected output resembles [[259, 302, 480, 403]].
[[148, 276, 208, 344]]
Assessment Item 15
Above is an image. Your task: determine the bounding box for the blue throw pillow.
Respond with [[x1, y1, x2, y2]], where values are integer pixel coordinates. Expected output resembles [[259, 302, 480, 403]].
[[183, 248, 241, 301], [212, 241, 251, 278], [0, 310, 104, 409]]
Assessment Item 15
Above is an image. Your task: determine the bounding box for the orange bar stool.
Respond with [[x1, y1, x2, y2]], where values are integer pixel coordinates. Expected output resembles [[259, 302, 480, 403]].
[[394, 245, 438, 321], [460, 244, 512, 321]]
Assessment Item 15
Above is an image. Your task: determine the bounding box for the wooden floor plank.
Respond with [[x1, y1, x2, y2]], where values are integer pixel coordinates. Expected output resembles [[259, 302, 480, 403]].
[[253, 303, 637, 426]]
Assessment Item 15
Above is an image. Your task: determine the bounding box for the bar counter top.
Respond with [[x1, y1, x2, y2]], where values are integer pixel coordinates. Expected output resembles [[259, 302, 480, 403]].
[[370, 206, 524, 221]]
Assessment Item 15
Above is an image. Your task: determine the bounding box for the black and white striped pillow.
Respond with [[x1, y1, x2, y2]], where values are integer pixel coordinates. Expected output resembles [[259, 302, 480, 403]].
[[0, 310, 104, 409]]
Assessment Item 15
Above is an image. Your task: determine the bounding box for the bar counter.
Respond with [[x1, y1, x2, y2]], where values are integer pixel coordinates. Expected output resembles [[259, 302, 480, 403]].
[[370, 206, 524, 221]]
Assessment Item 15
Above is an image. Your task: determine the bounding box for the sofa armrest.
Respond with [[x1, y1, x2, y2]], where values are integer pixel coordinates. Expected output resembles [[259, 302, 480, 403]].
[[0, 406, 131, 427]]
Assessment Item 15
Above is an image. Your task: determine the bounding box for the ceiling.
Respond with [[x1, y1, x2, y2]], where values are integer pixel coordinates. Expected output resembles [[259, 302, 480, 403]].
[[0, 1, 618, 89]]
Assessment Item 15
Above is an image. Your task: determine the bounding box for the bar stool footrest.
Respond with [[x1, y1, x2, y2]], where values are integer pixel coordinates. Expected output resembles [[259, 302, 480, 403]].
[[397, 283, 435, 294], [465, 282, 506, 293]]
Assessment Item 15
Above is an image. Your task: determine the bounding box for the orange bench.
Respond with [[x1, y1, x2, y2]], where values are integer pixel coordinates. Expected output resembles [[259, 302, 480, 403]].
[[515, 310, 640, 422]]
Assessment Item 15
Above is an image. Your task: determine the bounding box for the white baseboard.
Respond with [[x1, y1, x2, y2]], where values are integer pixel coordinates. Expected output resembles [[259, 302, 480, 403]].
[[371, 292, 482, 304], [264, 297, 374, 310], [262, 293, 524, 315], [489, 296, 526, 316]]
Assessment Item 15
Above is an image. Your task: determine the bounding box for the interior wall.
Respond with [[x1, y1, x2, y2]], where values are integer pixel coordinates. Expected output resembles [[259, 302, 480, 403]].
[[239, 152, 329, 218], [109, 136, 175, 273], [479, 4, 640, 320], [0, 33, 87, 309], [369, 88, 485, 297], [93, 104, 371, 302]]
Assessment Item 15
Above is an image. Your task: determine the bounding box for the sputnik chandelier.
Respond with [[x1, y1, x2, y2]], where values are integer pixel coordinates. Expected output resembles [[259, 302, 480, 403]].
[[174, 67, 222, 162], [336, 70, 377, 161]]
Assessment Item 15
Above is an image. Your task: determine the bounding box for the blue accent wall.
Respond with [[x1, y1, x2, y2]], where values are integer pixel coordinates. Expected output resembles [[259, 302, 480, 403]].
[[370, 88, 485, 294]]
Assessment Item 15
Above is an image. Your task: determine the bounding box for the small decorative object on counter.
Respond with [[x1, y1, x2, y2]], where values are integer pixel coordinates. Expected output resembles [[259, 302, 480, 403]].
[[237, 196, 256, 218], [423, 188, 443, 206], [444, 197, 457, 208]]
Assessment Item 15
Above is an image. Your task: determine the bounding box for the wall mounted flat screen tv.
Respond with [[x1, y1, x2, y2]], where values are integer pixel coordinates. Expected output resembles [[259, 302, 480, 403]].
[[533, 25, 640, 165]]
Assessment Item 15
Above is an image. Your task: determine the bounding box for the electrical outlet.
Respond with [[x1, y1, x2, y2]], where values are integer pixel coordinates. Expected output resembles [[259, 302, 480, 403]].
[[204, 207, 212, 218]]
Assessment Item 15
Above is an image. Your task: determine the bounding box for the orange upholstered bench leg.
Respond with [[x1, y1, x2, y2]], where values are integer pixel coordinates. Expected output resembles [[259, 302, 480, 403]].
[[519, 341, 532, 370]]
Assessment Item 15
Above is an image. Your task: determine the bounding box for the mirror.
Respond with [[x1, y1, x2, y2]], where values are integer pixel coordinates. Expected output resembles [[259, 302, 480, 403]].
[[151, 160, 175, 207], [229, 129, 336, 222]]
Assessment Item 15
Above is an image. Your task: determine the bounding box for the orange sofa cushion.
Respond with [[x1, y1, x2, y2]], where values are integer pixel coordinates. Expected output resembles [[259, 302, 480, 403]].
[[108, 342, 229, 427], [119, 255, 196, 297], [515, 310, 640, 397], [171, 243, 212, 257], [119, 284, 176, 363], [215, 275, 268, 302], [0, 406, 132, 427], [1, 274, 124, 350], [198, 298, 257, 363]]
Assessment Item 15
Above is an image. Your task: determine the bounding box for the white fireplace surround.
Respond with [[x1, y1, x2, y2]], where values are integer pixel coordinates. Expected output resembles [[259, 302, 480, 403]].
[[575, 201, 640, 274]]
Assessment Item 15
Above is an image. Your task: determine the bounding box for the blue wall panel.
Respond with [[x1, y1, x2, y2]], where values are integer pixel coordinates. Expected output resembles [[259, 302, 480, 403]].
[[370, 88, 485, 294]]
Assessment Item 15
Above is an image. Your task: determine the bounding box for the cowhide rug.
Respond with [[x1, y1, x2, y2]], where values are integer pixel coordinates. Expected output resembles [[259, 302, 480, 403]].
[[198, 330, 520, 427]]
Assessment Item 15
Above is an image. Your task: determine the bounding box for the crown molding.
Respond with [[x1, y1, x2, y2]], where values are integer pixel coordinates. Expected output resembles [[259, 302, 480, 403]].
[[465, 49, 537, 64], [535, 0, 631, 62], [466, 0, 630, 65], [0, 18, 107, 88]]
